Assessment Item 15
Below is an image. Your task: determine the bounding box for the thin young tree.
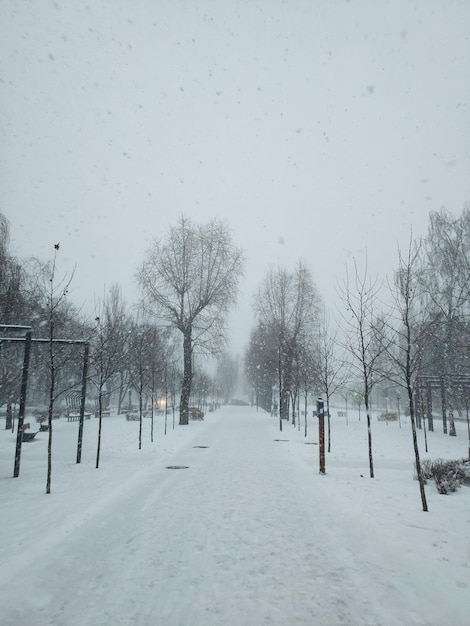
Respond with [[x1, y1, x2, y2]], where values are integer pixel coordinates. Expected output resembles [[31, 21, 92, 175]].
[[387, 237, 429, 511], [147, 325, 167, 443], [44, 244, 75, 494], [339, 258, 386, 478], [138, 216, 244, 425], [99, 285, 132, 416], [296, 339, 318, 437], [314, 310, 349, 452]]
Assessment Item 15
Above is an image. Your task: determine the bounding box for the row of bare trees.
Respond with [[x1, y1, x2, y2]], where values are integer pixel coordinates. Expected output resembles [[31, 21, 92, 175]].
[[4, 205, 470, 505], [245, 262, 347, 439], [244, 206, 470, 512], [1, 213, 245, 492], [1, 213, 245, 427]]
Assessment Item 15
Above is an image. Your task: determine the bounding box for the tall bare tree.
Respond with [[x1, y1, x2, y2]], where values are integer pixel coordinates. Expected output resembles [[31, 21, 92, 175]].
[[0, 214, 26, 324], [138, 217, 244, 425], [127, 318, 166, 449], [387, 237, 429, 511], [42, 244, 75, 494], [244, 322, 279, 413], [91, 287, 136, 467], [422, 207, 470, 436], [340, 258, 386, 478], [254, 262, 319, 423], [215, 352, 240, 404], [314, 310, 349, 452], [296, 337, 318, 437]]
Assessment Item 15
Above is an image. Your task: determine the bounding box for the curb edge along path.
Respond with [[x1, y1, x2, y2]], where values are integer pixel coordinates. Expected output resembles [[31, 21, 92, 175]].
[[2, 405, 464, 626]]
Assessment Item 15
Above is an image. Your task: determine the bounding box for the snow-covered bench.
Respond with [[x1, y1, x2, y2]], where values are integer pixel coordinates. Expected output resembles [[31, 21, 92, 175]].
[[22, 423, 38, 442], [67, 411, 91, 422], [378, 412, 398, 422]]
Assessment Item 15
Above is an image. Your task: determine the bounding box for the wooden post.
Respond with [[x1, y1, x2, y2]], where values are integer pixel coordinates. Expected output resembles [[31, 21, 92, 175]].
[[317, 397, 325, 474]]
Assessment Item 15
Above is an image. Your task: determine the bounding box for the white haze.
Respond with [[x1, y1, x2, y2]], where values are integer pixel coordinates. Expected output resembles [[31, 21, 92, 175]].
[[1, 0, 470, 351]]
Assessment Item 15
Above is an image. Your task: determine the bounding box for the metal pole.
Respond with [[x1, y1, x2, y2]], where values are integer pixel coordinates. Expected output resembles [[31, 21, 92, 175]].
[[13, 330, 32, 478], [278, 346, 282, 432], [317, 397, 325, 474], [426, 382, 434, 432], [76, 342, 89, 464]]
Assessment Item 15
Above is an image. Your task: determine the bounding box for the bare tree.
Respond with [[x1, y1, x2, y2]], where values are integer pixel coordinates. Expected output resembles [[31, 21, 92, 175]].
[[421, 207, 470, 436], [314, 310, 349, 452], [138, 217, 244, 425], [127, 318, 166, 449], [296, 337, 318, 437], [387, 237, 429, 511], [254, 262, 319, 423], [0, 342, 23, 430], [91, 288, 135, 467], [0, 214, 25, 324], [214, 352, 240, 404], [43, 244, 75, 494], [244, 322, 279, 413], [339, 258, 386, 478], [99, 285, 133, 415], [0, 214, 29, 426]]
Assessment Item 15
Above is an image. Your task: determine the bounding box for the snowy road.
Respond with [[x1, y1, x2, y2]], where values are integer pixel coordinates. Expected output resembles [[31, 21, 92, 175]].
[[1, 406, 468, 625]]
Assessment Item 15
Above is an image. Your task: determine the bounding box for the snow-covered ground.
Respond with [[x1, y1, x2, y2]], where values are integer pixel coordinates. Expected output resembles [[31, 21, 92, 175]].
[[0, 405, 469, 626]]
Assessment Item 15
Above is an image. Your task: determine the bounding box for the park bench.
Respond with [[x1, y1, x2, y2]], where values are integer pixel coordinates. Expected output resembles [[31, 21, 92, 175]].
[[378, 412, 398, 422], [126, 410, 140, 421], [22, 423, 38, 442], [94, 399, 111, 418], [67, 411, 91, 422], [37, 415, 49, 431], [189, 407, 204, 420], [65, 391, 91, 422]]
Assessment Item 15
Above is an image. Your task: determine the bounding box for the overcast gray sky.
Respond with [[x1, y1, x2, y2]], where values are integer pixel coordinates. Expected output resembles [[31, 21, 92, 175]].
[[1, 0, 470, 352]]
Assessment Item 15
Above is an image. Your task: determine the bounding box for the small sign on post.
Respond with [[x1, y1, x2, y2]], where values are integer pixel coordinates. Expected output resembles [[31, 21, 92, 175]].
[[317, 397, 325, 474]]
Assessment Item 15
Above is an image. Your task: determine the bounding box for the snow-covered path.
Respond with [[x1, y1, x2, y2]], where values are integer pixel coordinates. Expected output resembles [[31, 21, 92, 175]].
[[1, 406, 469, 625]]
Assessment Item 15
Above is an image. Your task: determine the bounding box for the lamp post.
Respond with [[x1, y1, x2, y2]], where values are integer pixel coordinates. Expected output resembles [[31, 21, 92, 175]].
[[397, 394, 401, 428]]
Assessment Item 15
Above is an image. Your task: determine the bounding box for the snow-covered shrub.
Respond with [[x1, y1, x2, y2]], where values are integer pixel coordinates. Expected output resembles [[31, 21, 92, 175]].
[[419, 459, 470, 494]]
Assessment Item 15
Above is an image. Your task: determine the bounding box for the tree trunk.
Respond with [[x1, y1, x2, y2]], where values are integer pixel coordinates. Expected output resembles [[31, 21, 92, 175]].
[[138, 382, 143, 449], [290, 390, 297, 426], [327, 396, 331, 453], [280, 388, 290, 420], [179, 328, 192, 425], [447, 381, 457, 436], [304, 391, 308, 437], [5, 402, 12, 430], [408, 384, 428, 512], [281, 356, 293, 420], [364, 389, 374, 478], [46, 364, 54, 495], [440, 377, 447, 434], [117, 371, 124, 415], [96, 387, 103, 469], [366, 409, 374, 478], [426, 382, 434, 432]]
